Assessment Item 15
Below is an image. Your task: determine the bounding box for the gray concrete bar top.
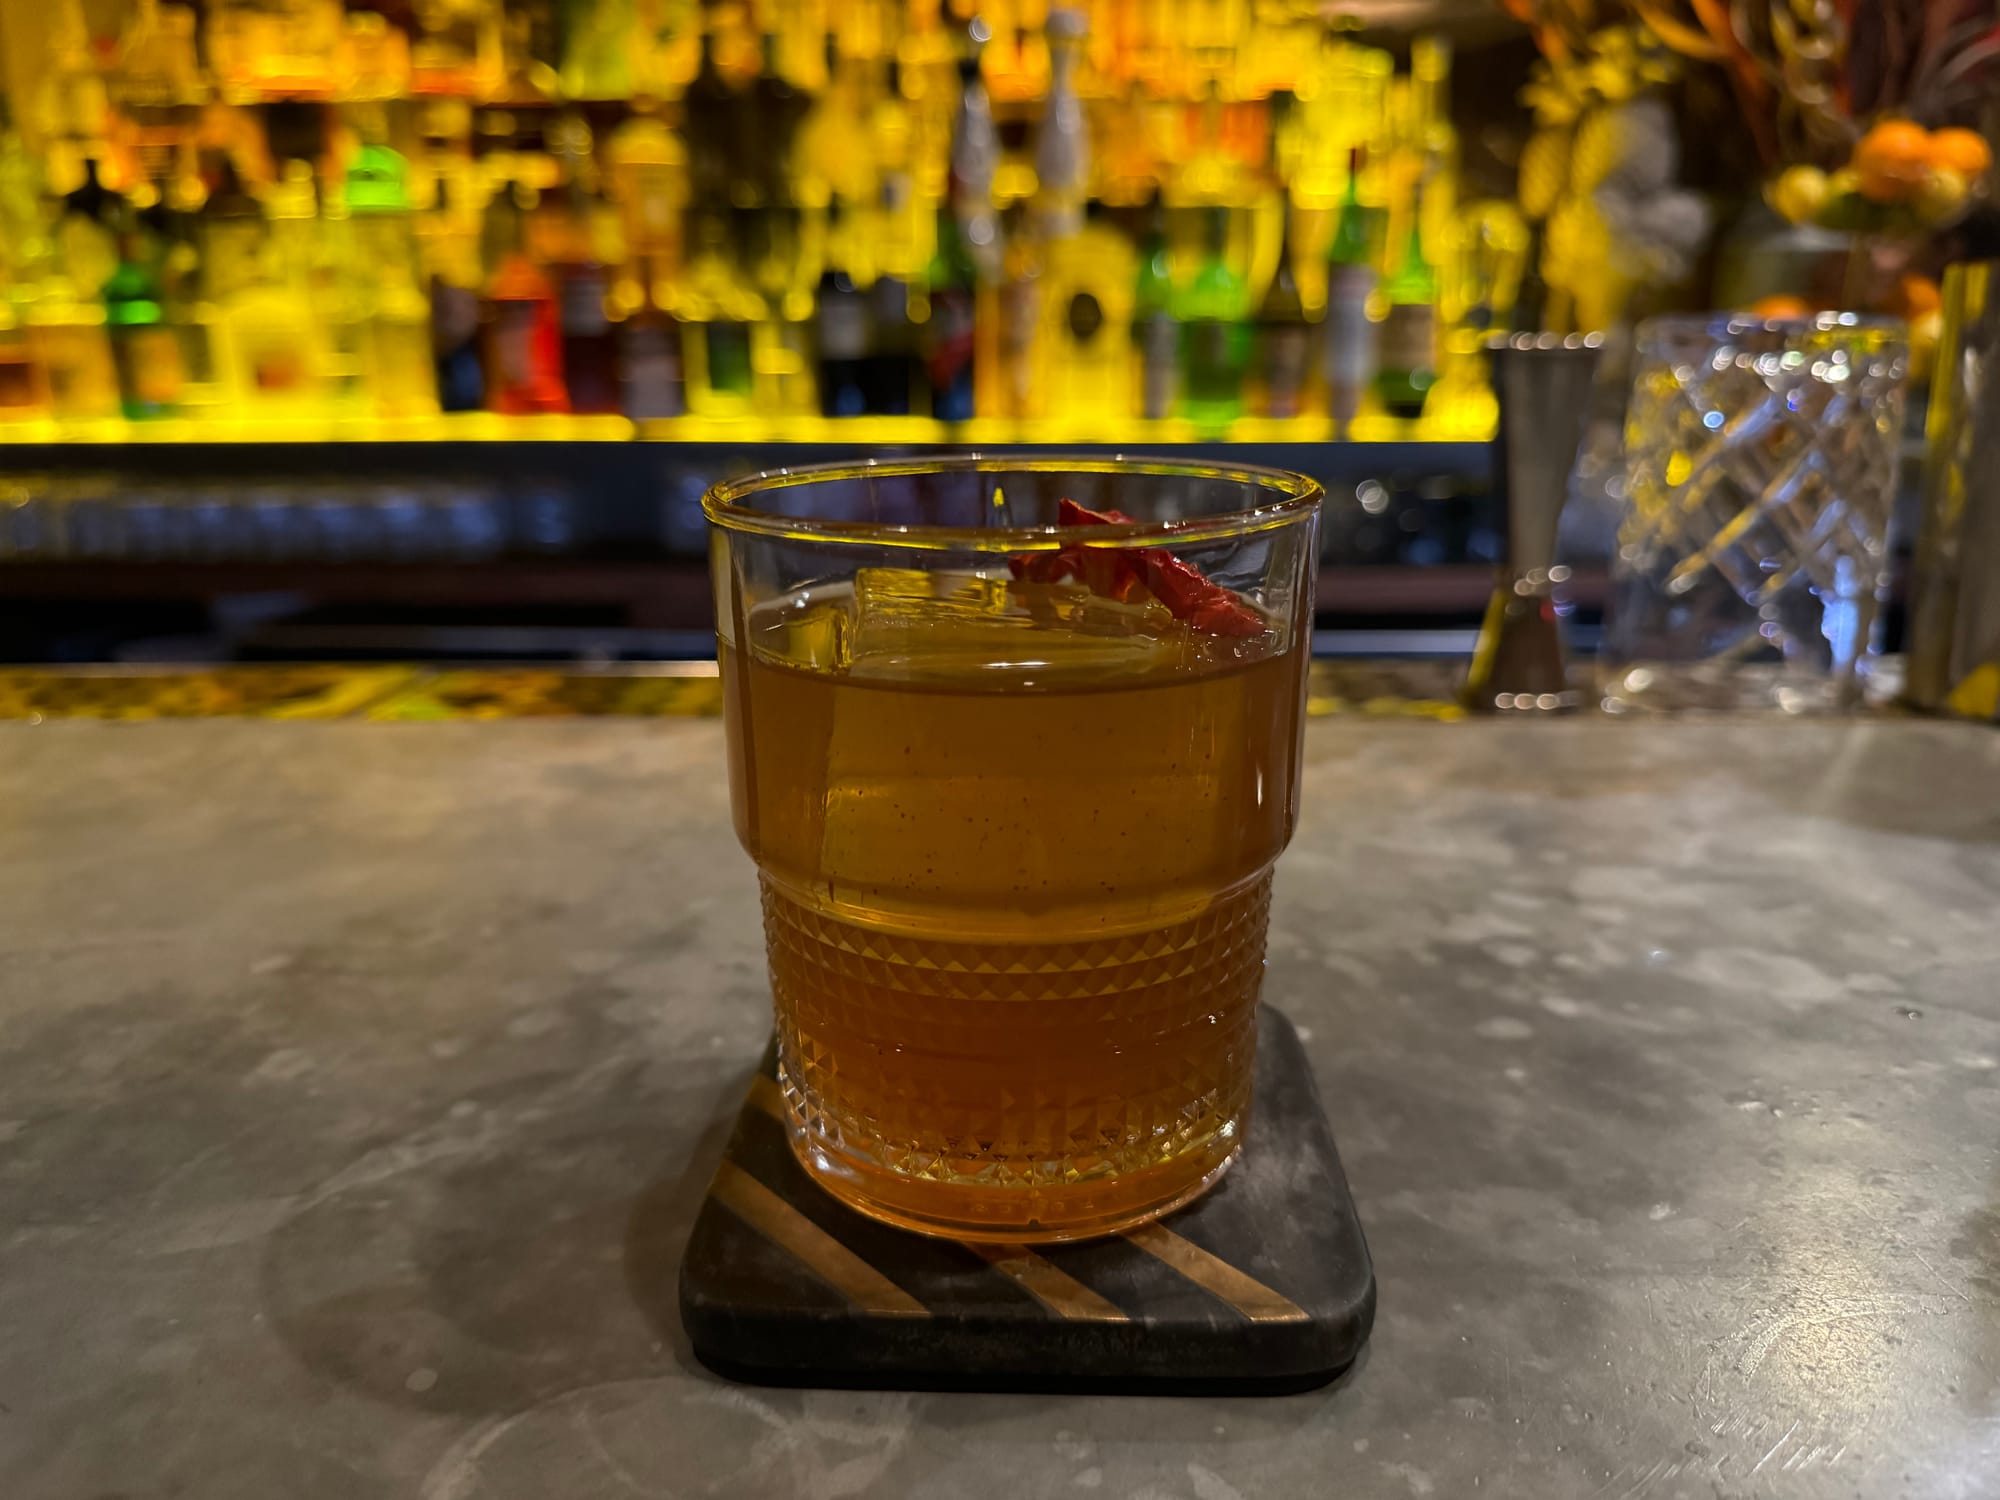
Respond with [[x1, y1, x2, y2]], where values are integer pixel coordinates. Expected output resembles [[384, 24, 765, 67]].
[[3, 717, 1998, 1498]]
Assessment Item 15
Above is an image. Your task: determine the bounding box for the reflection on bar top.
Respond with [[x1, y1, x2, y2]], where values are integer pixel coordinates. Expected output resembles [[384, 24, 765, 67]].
[[0, 661, 1463, 721]]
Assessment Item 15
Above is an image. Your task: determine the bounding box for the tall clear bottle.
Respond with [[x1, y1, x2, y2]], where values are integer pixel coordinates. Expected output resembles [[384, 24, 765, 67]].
[[206, 159, 327, 417], [1324, 149, 1376, 437], [1254, 207, 1309, 418], [1131, 194, 1177, 420], [345, 137, 441, 418]]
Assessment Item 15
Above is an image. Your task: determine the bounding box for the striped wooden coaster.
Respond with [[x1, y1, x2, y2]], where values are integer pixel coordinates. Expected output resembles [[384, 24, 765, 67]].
[[678, 1007, 1375, 1393]]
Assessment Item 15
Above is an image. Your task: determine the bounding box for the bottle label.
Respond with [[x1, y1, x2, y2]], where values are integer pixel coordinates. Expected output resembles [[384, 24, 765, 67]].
[[559, 274, 610, 336], [1260, 326, 1310, 417], [818, 295, 867, 360], [705, 322, 752, 394], [1000, 279, 1040, 354], [492, 302, 539, 388], [1138, 312, 1177, 419], [243, 332, 311, 394], [925, 286, 975, 394], [1067, 291, 1104, 344], [1186, 319, 1238, 379], [620, 322, 683, 419], [115, 326, 185, 410], [1377, 302, 1437, 377]]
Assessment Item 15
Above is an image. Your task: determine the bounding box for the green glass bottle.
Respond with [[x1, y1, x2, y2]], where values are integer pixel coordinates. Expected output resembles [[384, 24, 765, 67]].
[[923, 207, 977, 421], [103, 221, 185, 420], [1373, 186, 1439, 421], [1175, 205, 1246, 432]]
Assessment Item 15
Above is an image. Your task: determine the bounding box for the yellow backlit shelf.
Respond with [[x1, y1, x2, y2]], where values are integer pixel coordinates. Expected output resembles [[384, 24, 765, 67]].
[[0, 412, 1495, 447]]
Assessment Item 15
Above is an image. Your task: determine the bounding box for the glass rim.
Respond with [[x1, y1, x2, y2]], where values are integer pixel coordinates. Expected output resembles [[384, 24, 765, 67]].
[[701, 454, 1325, 553], [1637, 310, 1909, 344]]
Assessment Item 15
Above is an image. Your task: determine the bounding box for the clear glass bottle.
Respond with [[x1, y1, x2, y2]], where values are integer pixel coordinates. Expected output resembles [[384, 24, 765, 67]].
[[1254, 207, 1310, 419], [344, 138, 440, 418], [1131, 194, 1177, 420], [1324, 148, 1377, 436], [206, 157, 326, 415], [603, 97, 687, 271]]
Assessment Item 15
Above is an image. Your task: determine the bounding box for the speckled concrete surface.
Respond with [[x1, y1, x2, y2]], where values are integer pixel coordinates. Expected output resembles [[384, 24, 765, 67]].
[[2, 718, 1998, 1499]]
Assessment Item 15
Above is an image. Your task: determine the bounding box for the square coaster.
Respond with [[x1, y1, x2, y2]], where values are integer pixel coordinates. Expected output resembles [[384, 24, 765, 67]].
[[678, 1006, 1375, 1394]]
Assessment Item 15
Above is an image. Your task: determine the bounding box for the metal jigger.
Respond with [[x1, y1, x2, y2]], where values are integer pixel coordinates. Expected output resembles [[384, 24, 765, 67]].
[[1462, 332, 1604, 713], [1906, 260, 2000, 722]]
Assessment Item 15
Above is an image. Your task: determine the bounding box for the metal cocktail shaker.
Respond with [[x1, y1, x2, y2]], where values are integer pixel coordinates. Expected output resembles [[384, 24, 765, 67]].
[[1462, 332, 1603, 712]]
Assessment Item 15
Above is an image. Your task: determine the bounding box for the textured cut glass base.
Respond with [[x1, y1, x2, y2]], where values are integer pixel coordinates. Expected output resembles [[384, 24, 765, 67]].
[[761, 873, 1271, 1242]]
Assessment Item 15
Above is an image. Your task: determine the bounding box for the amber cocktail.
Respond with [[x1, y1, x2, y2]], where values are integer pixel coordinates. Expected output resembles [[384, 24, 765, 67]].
[[708, 459, 1320, 1241]]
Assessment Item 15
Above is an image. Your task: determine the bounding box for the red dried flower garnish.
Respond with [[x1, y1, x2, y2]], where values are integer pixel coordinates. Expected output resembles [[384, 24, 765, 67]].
[[1009, 498, 1265, 638]]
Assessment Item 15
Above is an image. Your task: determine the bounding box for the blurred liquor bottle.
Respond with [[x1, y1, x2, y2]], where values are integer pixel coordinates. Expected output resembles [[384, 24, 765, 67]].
[[343, 129, 441, 416], [560, 0, 635, 102], [545, 113, 621, 414], [1408, 36, 1457, 288], [815, 200, 868, 416], [741, 203, 819, 418], [480, 179, 569, 412], [677, 206, 760, 415], [1254, 206, 1308, 418], [866, 261, 922, 416], [1040, 198, 1134, 423], [922, 204, 977, 421], [0, 115, 48, 419], [603, 96, 687, 273], [409, 0, 504, 98], [138, 144, 223, 413], [1176, 204, 1245, 431], [617, 250, 683, 418], [206, 0, 344, 101], [1373, 172, 1438, 420], [204, 158, 329, 414], [1131, 193, 1176, 419], [104, 216, 185, 419], [416, 176, 486, 409], [1324, 148, 1375, 436], [338, 7, 414, 101], [60, 159, 124, 306]]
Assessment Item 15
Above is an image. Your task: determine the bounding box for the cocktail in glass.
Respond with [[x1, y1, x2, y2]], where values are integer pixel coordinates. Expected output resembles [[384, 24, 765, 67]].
[[707, 458, 1320, 1241]]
